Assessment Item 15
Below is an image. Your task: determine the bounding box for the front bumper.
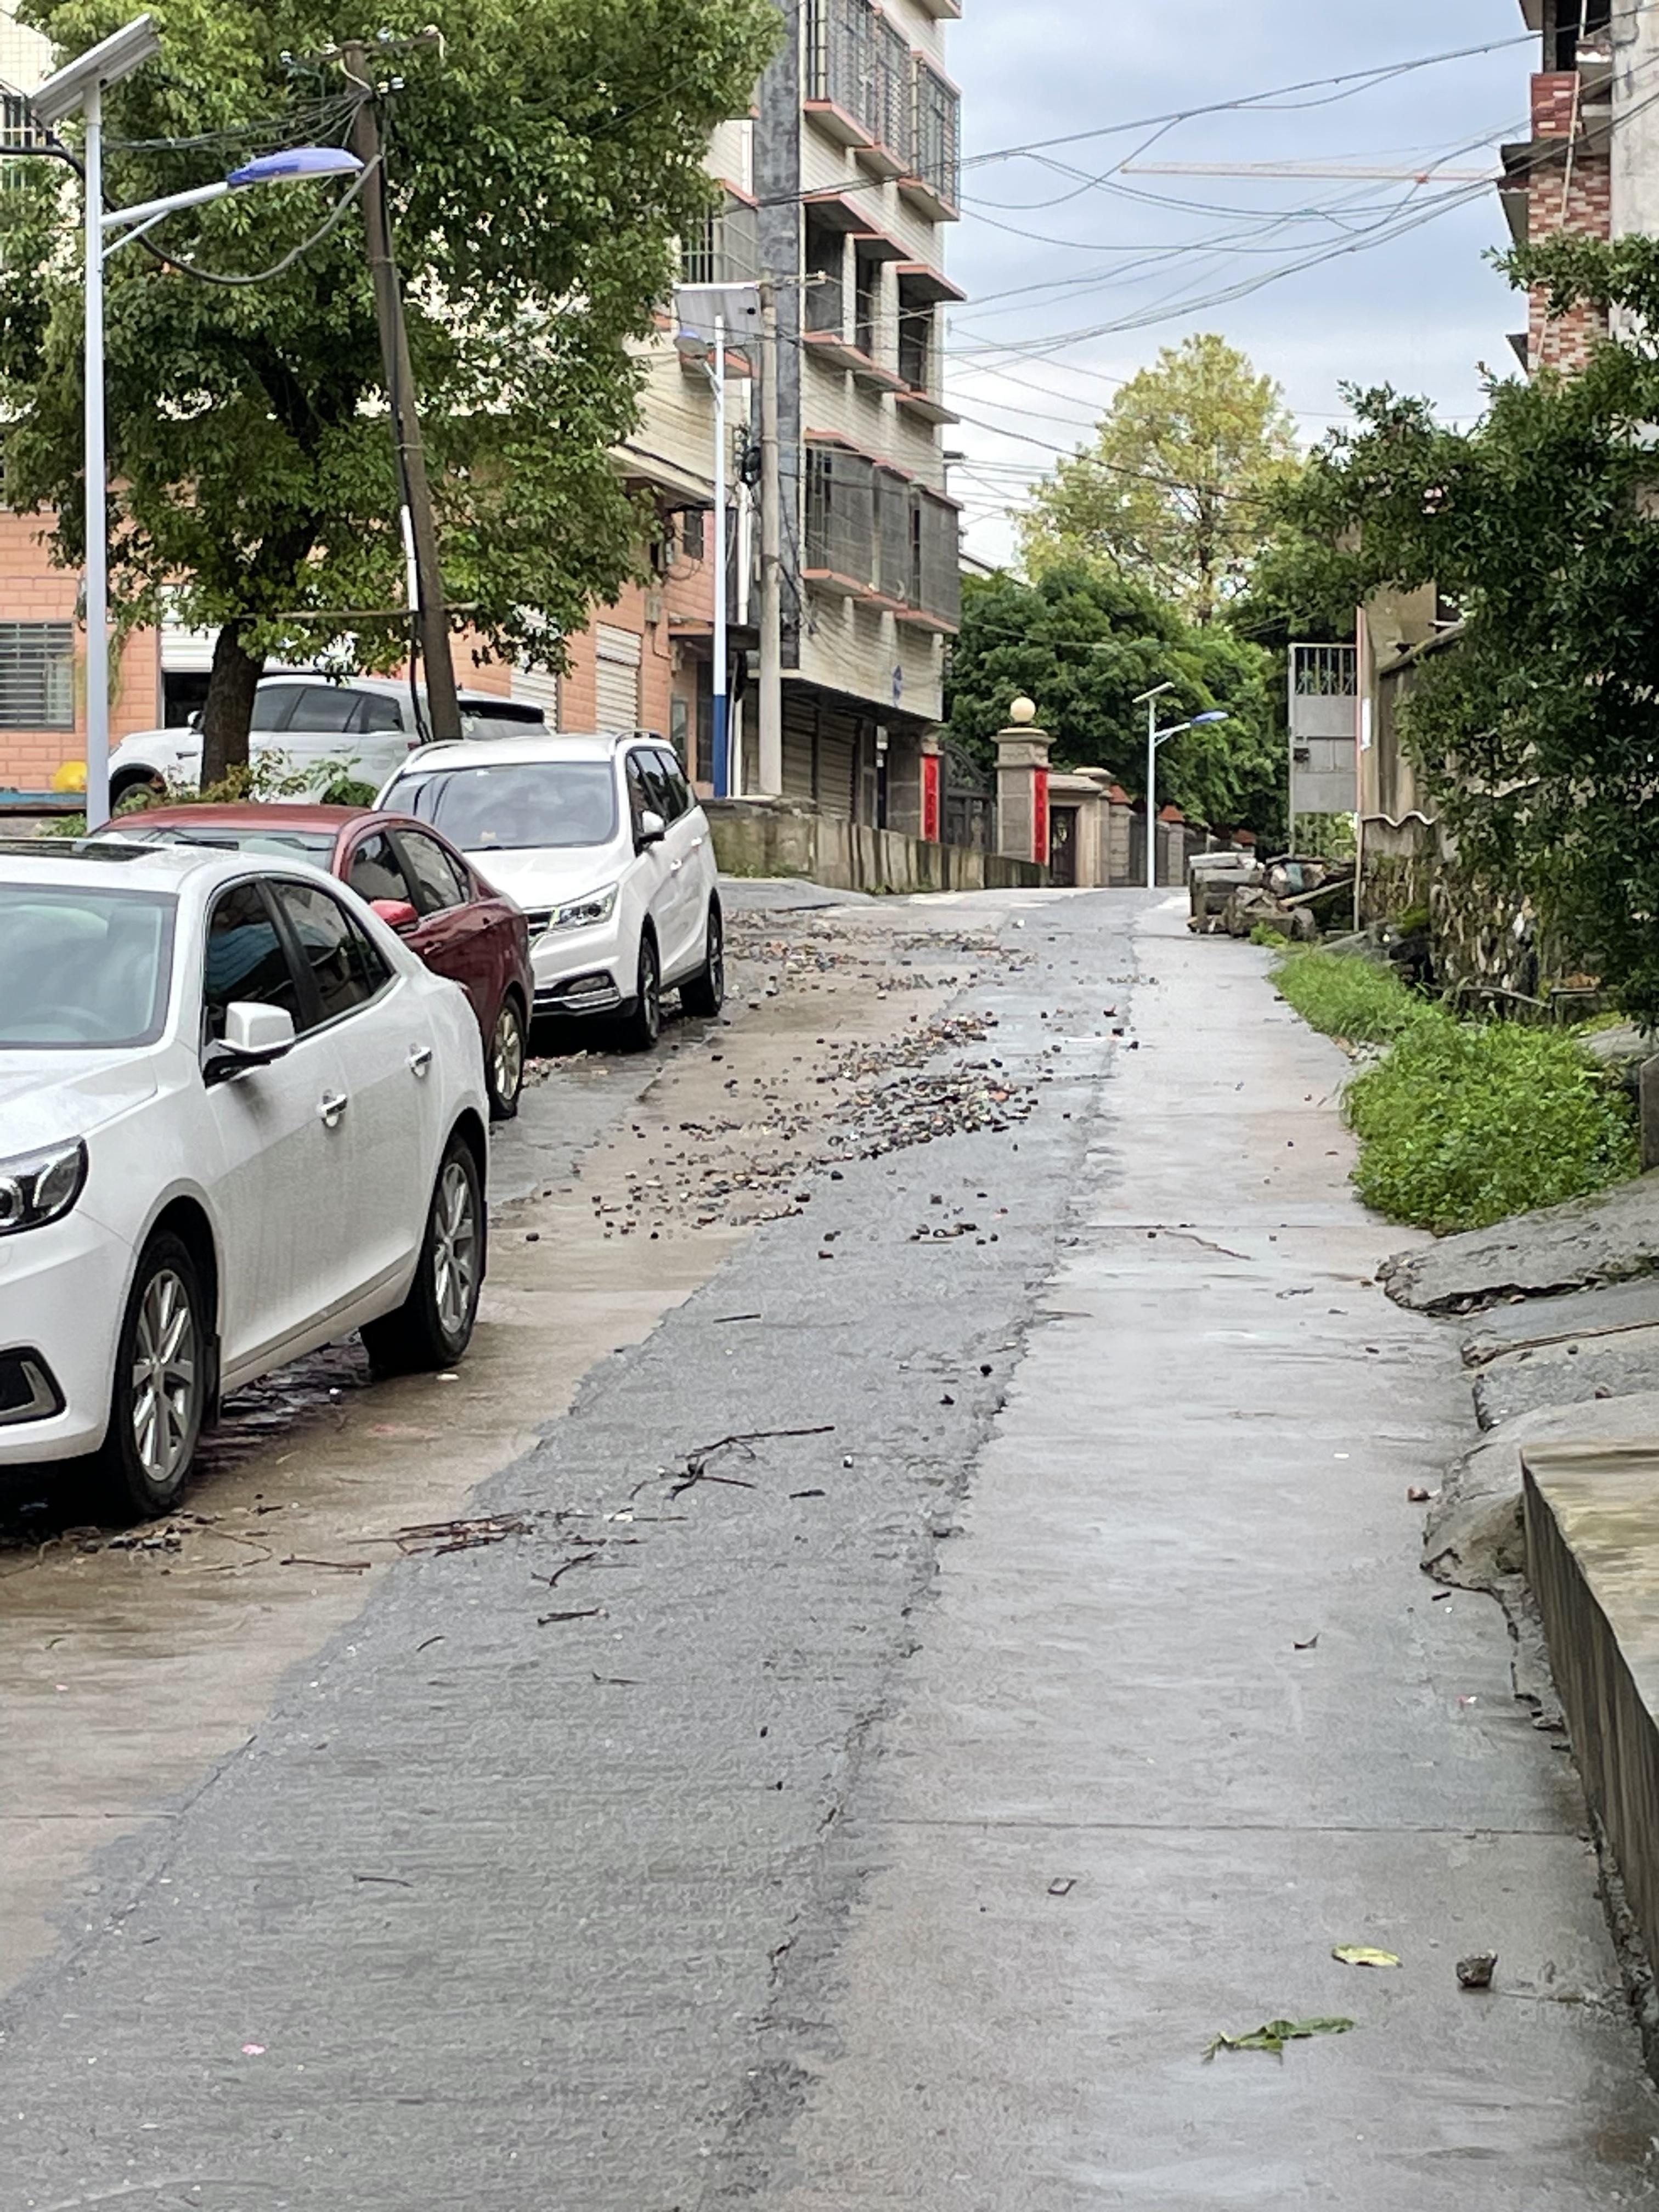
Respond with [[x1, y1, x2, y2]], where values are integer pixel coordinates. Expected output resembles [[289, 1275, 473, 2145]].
[[530, 913, 629, 1018], [0, 1210, 129, 1465]]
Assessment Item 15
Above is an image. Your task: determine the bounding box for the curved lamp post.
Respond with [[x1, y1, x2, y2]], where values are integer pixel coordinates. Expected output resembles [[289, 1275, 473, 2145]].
[[33, 16, 363, 826], [1134, 680, 1229, 890]]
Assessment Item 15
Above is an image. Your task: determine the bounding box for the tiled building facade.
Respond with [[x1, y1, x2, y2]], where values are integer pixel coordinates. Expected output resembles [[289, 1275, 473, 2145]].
[[1500, 2, 1617, 373]]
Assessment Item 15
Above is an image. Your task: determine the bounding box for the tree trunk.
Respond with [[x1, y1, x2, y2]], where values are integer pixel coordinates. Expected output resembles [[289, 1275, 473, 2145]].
[[199, 622, 265, 791]]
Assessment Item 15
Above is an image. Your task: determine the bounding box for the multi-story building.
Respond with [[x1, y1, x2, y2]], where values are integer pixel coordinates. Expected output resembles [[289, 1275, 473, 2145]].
[[1497, 0, 1659, 373], [752, 0, 962, 830]]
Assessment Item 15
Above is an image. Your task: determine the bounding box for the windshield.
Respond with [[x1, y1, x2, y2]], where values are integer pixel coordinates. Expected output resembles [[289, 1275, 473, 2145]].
[[115, 825, 338, 865], [398, 761, 618, 851], [0, 883, 176, 1048]]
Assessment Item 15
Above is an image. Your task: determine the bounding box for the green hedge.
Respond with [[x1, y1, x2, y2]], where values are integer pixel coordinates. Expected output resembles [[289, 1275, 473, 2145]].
[[1272, 950, 1639, 1233]]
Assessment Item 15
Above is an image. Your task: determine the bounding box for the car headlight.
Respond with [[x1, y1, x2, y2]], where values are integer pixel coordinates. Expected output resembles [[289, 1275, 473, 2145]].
[[0, 1138, 88, 1237], [547, 884, 619, 934]]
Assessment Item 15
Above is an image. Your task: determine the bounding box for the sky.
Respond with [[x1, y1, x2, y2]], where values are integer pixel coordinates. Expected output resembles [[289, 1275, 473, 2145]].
[[944, 0, 1530, 563]]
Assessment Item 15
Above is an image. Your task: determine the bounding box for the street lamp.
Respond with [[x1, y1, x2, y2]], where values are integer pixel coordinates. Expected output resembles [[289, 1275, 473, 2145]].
[[1134, 680, 1228, 891], [674, 281, 762, 801], [32, 16, 363, 828]]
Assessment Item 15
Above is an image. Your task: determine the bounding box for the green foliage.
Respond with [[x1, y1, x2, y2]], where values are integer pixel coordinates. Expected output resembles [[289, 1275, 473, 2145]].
[[944, 561, 1284, 840], [1265, 240, 1659, 1026], [1271, 948, 1427, 1045], [1, 0, 778, 764], [1272, 949, 1639, 1232], [1346, 1014, 1639, 1234], [1020, 334, 1302, 625], [1291, 812, 1357, 862]]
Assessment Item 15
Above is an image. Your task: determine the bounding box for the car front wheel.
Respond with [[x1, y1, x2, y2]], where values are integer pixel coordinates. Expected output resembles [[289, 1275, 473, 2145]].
[[486, 995, 527, 1121], [617, 933, 662, 1052], [93, 1232, 206, 1521], [680, 904, 725, 1019], [363, 1137, 487, 1376]]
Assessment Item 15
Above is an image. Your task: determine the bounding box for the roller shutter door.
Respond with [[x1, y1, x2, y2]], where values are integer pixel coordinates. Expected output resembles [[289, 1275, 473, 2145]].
[[816, 707, 859, 820], [782, 697, 815, 802], [595, 625, 642, 733]]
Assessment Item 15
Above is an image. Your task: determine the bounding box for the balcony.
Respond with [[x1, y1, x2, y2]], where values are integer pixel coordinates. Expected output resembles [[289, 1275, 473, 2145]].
[[802, 272, 868, 372], [899, 59, 961, 222], [857, 15, 915, 181], [804, 0, 877, 149]]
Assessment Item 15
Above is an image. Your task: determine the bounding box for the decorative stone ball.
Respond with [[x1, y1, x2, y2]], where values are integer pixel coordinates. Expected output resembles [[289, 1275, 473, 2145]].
[[1009, 697, 1037, 726]]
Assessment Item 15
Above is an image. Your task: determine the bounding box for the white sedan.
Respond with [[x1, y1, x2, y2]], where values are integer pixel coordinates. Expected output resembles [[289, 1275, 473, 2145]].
[[0, 840, 490, 1518]]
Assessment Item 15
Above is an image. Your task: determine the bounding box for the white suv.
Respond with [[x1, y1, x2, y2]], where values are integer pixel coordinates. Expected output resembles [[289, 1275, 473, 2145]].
[[108, 675, 548, 808], [377, 733, 723, 1049], [0, 840, 489, 1517]]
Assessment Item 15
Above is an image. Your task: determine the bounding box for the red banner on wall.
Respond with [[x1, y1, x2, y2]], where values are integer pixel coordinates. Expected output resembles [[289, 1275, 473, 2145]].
[[1033, 767, 1050, 865], [922, 752, 941, 843]]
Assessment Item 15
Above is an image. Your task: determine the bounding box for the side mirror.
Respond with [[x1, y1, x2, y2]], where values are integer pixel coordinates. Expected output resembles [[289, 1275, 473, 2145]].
[[205, 1002, 297, 1086], [636, 808, 667, 849], [371, 896, 420, 931]]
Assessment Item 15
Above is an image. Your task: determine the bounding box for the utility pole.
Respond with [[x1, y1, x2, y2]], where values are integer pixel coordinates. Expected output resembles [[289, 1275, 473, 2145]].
[[757, 277, 783, 797], [334, 35, 461, 743]]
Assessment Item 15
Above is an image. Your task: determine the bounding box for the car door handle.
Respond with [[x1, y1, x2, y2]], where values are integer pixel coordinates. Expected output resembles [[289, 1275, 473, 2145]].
[[408, 1045, 434, 1077], [669, 857, 684, 874], [318, 1091, 350, 1128]]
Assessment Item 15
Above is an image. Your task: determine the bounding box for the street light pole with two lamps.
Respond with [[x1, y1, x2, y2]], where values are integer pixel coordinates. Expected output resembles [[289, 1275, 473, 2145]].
[[31, 15, 363, 828], [1133, 680, 1229, 893]]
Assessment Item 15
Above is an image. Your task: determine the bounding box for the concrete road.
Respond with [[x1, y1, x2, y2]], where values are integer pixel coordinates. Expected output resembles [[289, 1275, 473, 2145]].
[[0, 890, 1652, 2208]]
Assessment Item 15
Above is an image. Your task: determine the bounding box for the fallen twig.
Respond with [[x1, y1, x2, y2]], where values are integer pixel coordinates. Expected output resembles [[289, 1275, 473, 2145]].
[[538, 1606, 604, 1627]]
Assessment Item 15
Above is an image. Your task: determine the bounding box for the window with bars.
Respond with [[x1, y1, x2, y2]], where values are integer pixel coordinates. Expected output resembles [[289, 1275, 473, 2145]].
[[872, 12, 912, 166], [912, 60, 961, 210], [0, 622, 75, 730], [805, 446, 877, 586], [915, 493, 961, 626], [898, 293, 935, 391], [805, 0, 876, 132], [680, 194, 760, 286]]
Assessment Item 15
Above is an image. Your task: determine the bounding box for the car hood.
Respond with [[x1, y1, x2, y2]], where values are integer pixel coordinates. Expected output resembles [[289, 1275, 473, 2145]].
[[462, 847, 624, 909], [0, 1050, 160, 1155]]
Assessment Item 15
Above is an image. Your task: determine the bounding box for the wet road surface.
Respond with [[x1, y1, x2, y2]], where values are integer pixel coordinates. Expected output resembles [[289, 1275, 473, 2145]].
[[0, 889, 1653, 2208]]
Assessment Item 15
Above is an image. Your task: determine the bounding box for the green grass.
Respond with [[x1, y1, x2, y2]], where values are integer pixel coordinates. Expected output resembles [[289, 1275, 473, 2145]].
[[1270, 947, 1430, 1046], [1272, 948, 1640, 1234]]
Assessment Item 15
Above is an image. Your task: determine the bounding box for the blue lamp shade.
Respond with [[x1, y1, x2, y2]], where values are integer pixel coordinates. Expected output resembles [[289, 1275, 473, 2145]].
[[227, 147, 365, 189], [1192, 710, 1230, 725]]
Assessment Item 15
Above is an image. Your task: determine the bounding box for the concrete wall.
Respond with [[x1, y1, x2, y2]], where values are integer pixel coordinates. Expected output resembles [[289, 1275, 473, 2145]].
[[708, 798, 1046, 894], [1524, 1446, 1659, 2036]]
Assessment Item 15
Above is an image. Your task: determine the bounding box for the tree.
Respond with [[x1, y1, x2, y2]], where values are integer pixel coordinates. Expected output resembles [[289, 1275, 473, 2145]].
[[1273, 232, 1659, 1023], [1019, 334, 1302, 625], [945, 562, 1283, 842], [0, 0, 778, 778]]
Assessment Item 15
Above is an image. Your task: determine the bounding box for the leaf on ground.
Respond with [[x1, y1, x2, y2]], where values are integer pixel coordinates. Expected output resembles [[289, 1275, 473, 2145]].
[[1205, 2016, 1357, 2061], [1333, 1945, 1401, 1969]]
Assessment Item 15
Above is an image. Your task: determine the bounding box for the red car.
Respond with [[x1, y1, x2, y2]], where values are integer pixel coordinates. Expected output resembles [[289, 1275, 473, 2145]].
[[100, 804, 534, 1119]]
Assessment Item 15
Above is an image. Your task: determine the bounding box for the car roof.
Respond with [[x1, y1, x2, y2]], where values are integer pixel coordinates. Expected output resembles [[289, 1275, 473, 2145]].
[[0, 837, 328, 896], [114, 803, 370, 833], [388, 731, 659, 774], [258, 672, 540, 714]]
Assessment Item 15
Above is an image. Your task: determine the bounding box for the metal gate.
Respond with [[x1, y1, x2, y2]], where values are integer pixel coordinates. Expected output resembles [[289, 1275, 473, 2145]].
[[941, 737, 991, 853]]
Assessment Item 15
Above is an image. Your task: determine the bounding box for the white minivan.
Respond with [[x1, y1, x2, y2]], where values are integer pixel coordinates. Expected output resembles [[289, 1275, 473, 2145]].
[[377, 732, 724, 1049]]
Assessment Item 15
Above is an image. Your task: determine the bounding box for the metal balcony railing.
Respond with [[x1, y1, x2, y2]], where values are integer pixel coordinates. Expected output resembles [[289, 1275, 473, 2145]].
[[912, 60, 961, 211], [804, 273, 846, 336], [805, 0, 875, 133]]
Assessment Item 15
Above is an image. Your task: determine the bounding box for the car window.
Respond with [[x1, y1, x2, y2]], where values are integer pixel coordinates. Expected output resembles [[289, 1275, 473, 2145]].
[[654, 748, 694, 820], [356, 692, 406, 733], [285, 687, 362, 735], [269, 880, 392, 1028], [625, 752, 653, 835], [202, 881, 303, 1042], [394, 761, 620, 851], [630, 748, 675, 823], [348, 832, 419, 909], [250, 685, 303, 733], [0, 884, 175, 1049], [396, 829, 470, 915]]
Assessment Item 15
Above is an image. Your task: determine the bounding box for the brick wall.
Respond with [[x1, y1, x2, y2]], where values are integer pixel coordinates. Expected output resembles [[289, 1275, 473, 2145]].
[[1526, 70, 1611, 373], [0, 511, 160, 793]]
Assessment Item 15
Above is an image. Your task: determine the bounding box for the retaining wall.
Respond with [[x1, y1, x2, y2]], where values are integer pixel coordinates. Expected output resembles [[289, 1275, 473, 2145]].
[[707, 800, 1048, 895]]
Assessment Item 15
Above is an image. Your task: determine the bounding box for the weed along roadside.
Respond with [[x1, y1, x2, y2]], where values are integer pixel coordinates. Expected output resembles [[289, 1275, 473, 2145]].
[[1271, 946, 1640, 1234]]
